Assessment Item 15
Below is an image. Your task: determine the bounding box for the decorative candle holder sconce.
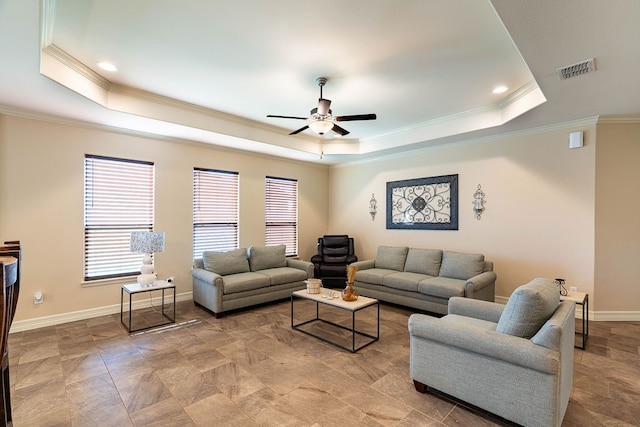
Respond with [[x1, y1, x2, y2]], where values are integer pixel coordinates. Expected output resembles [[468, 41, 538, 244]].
[[369, 193, 377, 220], [473, 185, 485, 220]]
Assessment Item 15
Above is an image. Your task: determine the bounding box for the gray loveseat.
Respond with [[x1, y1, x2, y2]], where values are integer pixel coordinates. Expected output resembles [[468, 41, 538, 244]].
[[192, 244, 313, 317], [409, 278, 575, 427], [352, 246, 496, 315]]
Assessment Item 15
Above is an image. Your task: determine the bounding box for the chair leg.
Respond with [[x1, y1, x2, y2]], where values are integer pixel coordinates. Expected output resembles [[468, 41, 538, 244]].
[[413, 380, 429, 393]]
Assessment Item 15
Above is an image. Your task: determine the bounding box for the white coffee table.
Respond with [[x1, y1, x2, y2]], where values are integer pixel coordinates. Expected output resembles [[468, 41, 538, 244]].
[[291, 288, 379, 352]]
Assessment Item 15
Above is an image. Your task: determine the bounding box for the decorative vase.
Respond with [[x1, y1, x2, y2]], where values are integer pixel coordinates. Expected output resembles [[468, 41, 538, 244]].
[[342, 282, 359, 301]]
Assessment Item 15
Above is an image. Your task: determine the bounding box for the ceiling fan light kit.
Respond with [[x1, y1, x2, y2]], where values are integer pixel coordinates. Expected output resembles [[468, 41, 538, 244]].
[[267, 77, 377, 137], [308, 120, 334, 135]]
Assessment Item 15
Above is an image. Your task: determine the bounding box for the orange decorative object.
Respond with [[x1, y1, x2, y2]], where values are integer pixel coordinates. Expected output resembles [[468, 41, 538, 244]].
[[342, 264, 359, 301]]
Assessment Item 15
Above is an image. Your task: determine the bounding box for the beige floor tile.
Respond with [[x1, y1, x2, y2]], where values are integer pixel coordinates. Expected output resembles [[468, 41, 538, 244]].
[[5, 300, 640, 426]]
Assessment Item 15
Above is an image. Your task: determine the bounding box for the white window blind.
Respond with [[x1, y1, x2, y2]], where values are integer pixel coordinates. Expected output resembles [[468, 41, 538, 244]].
[[265, 176, 298, 257], [84, 155, 154, 280], [193, 168, 239, 258]]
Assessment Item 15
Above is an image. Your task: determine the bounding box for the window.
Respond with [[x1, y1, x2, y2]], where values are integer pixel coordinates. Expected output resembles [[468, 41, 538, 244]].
[[265, 176, 298, 257], [193, 168, 239, 258], [84, 155, 154, 280]]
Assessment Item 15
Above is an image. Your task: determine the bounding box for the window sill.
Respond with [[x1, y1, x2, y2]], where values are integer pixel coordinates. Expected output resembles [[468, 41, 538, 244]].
[[81, 275, 137, 288]]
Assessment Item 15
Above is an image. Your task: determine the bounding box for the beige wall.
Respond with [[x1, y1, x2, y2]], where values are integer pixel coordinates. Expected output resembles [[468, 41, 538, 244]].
[[2, 112, 638, 323], [329, 125, 597, 302], [594, 122, 640, 312], [0, 114, 329, 322]]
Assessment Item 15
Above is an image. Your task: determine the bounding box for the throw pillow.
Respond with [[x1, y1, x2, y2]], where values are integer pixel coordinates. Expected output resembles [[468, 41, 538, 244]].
[[496, 278, 560, 339], [375, 246, 409, 271], [248, 245, 287, 271], [202, 248, 249, 276], [439, 251, 484, 280]]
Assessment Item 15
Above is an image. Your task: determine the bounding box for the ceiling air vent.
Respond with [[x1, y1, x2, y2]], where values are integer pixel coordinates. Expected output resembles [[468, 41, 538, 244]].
[[556, 58, 596, 80]]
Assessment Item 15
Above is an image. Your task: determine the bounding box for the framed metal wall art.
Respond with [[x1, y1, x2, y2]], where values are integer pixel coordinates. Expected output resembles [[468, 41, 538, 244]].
[[386, 174, 458, 230]]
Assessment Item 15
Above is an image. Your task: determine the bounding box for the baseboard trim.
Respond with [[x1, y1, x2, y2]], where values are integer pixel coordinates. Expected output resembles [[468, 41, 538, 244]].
[[10, 291, 193, 333], [592, 311, 640, 321], [10, 292, 640, 332]]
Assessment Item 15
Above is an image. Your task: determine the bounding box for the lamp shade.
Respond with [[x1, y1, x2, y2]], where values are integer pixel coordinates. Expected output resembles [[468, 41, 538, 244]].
[[308, 120, 334, 135], [130, 231, 165, 253]]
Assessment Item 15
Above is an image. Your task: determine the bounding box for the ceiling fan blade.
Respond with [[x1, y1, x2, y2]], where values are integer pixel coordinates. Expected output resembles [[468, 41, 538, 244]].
[[317, 98, 331, 116], [335, 113, 377, 122], [289, 125, 309, 135], [267, 114, 308, 120], [331, 124, 350, 136]]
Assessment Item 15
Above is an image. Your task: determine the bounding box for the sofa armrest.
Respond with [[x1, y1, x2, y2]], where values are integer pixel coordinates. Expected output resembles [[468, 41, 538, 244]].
[[350, 259, 375, 271], [465, 271, 496, 298], [192, 267, 223, 287], [286, 258, 314, 278], [408, 314, 559, 374], [448, 297, 504, 323]]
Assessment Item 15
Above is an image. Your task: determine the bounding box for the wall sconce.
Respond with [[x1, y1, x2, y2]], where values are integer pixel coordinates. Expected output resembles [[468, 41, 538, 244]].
[[369, 193, 377, 220], [472, 185, 485, 220]]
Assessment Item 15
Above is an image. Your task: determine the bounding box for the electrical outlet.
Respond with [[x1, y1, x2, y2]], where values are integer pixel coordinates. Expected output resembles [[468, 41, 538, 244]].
[[34, 291, 44, 304], [569, 286, 578, 292]]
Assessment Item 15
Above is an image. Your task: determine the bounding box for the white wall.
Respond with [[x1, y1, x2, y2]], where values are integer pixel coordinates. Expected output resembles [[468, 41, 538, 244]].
[[329, 124, 597, 302], [0, 114, 329, 322]]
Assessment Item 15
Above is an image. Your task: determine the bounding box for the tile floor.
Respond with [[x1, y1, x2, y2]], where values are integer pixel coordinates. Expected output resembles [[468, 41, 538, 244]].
[[6, 298, 640, 426]]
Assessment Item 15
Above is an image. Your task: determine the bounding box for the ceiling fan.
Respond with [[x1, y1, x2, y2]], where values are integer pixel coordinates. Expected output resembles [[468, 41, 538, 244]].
[[267, 77, 377, 136]]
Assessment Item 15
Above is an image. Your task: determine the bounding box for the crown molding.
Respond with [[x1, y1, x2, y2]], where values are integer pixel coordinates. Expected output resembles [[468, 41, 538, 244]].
[[335, 116, 600, 168], [597, 115, 640, 124]]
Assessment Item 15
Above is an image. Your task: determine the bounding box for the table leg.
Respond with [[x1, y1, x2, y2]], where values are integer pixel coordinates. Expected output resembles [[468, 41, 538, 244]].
[[161, 288, 166, 317], [128, 292, 133, 334], [351, 310, 356, 352], [120, 288, 123, 325]]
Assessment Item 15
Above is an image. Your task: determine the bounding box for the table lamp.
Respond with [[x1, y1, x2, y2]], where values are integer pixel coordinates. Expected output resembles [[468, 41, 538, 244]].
[[129, 231, 165, 286]]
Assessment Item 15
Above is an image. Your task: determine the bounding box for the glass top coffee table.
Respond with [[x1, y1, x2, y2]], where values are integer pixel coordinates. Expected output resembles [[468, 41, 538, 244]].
[[291, 288, 379, 352]]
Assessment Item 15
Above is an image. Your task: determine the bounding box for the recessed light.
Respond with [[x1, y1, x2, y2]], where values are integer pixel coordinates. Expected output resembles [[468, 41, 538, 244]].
[[97, 62, 118, 72], [492, 86, 508, 94]]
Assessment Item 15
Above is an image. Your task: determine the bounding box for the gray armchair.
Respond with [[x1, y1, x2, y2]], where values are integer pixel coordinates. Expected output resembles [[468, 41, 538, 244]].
[[408, 278, 575, 427]]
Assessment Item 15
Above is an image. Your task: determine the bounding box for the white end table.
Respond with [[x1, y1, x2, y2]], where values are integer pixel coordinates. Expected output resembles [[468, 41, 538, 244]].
[[120, 280, 176, 333], [560, 290, 589, 349]]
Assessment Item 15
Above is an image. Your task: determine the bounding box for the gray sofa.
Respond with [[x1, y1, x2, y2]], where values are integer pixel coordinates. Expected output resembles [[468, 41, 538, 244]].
[[352, 246, 496, 315], [409, 278, 575, 427], [192, 244, 313, 317]]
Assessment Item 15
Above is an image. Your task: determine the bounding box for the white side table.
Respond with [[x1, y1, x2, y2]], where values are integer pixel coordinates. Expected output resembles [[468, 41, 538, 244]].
[[560, 291, 589, 349], [120, 280, 176, 333]]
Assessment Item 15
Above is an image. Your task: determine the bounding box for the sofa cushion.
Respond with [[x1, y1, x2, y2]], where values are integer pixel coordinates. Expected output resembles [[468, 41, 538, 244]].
[[257, 267, 307, 286], [222, 272, 271, 294], [355, 268, 398, 285], [417, 277, 466, 299], [418, 277, 464, 298], [248, 245, 287, 271], [439, 251, 485, 280], [404, 248, 443, 276], [203, 248, 250, 276], [496, 278, 560, 339], [375, 246, 409, 271], [383, 272, 430, 292]]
